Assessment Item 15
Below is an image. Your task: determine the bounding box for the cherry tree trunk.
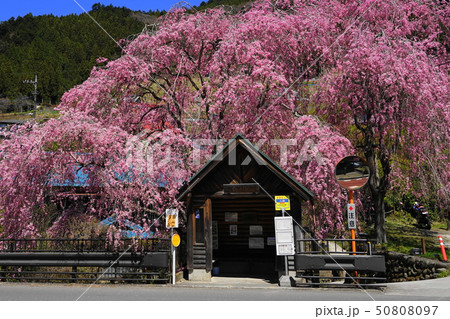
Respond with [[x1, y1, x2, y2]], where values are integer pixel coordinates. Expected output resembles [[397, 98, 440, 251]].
[[373, 191, 387, 243], [366, 149, 389, 244]]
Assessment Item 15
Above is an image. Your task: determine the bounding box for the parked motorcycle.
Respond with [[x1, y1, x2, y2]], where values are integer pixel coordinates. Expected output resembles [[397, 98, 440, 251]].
[[416, 205, 431, 230]]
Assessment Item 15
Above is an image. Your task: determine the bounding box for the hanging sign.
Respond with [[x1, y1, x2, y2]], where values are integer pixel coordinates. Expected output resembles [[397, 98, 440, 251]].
[[347, 204, 356, 230], [275, 195, 291, 211], [166, 208, 179, 228]]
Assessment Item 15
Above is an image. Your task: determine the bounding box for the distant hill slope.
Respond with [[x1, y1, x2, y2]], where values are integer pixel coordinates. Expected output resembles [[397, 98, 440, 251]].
[[0, 4, 147, 104], [0, 1, 252, 104]]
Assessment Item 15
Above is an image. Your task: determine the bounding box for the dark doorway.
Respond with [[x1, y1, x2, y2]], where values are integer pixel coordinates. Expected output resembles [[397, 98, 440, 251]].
[[211, 197, 278, 281]]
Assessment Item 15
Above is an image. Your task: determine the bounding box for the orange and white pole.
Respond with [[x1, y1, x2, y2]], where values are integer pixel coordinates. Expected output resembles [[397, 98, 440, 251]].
[[349, 190, 356, 254], [438, 236, 447, 262], [349, 190, 358, 279]]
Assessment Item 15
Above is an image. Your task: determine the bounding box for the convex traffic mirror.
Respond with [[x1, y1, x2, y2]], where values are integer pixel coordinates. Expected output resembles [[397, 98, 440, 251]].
[[335, 156, 370, 190]]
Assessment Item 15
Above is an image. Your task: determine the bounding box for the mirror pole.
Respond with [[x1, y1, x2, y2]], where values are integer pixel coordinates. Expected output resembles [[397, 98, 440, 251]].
[[349, 190, 358, 279], [349, 190, 356, 254]]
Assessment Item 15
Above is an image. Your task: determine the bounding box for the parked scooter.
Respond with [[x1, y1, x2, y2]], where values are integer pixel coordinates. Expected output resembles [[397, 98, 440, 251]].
[[413, 202, 431, 230]]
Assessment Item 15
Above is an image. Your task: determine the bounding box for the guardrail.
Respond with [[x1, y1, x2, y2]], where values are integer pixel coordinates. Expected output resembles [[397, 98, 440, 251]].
[[294, 238, 386, 288], [296, 238, 373, 255], [0, 238, 170, 253], [0, 238, 171, 283]]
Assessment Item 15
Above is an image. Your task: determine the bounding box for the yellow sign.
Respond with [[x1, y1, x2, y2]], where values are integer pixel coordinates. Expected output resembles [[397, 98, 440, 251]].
[[165, 208, 179, 228], [167, 215, 177, 228], [172, 233, 181, 247], [275, 195, 290, 211]]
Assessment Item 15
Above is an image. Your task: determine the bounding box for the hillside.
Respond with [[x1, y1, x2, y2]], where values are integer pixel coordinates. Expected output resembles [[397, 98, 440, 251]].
[[0, 4, 145, 104], [0, 1, 252, 107]]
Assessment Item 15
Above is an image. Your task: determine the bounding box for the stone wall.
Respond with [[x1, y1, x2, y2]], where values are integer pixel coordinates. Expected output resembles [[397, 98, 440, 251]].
[[384, 251, 450, 282]]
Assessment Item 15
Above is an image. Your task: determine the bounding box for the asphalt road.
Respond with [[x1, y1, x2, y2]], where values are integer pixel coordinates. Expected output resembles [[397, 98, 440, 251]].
[[2, 278, 450, 319], [0, 283, 384, 301], [0, 276, 449, 301]]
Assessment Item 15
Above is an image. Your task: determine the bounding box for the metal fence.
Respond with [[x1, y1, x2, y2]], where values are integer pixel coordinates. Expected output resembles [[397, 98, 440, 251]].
[[296, 238, 373, 255], [0, 238, 170, 253], [294, 238, 386, 288], [0, 238, 171, 284]]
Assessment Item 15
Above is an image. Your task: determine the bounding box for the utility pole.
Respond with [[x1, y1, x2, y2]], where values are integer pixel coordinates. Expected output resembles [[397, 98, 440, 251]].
[[23, 75, 38, 119]]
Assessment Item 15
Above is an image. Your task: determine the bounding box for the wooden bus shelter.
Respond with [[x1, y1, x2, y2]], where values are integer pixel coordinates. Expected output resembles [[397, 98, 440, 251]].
[[178, 134, 313, 281]]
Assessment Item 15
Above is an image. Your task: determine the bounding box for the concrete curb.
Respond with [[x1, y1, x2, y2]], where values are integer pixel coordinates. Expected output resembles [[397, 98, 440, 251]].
[[175, 277, 287, 289], [174, 275, 450, 296]]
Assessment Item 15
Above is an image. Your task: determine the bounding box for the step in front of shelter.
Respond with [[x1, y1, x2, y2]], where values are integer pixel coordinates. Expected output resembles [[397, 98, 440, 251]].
[[213, 257, 276, 279]]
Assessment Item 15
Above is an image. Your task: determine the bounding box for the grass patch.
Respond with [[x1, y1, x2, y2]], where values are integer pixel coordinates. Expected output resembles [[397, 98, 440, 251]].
[[381, 210, 445, 260], [438, 270, 449, 278], [431, 220, 447, 230], [0, 107, 60, 121]]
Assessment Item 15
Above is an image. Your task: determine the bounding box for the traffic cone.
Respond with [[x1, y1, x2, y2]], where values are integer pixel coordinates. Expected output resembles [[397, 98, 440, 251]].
[[438, 236, 447, 262]]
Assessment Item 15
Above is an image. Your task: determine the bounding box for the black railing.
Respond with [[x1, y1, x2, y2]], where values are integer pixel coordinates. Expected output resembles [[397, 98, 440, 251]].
[[294, 238, 386, 288], [0, 238, 171, 253], [296, 238, 373, 255], [0, 238, 171, 284]]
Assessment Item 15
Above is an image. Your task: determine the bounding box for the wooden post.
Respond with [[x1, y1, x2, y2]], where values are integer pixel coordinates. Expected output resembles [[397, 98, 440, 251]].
[[421, 238, 427, 254], [186, 194, 193, 270], [204, 198, 213, 272]]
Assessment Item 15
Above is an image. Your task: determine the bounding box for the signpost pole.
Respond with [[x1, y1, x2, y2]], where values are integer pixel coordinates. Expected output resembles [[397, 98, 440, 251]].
[[274, 196, 294, 287], [349, 190, 358, 279], [282, 208, 289, 277], [335, 157, 370, 281], [172, 228, 176, 285], [166, 208, 179, 286], [349, 190, 356, 254]]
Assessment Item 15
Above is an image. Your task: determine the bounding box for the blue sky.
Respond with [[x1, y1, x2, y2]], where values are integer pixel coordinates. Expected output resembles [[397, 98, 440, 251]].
[[0, 1, 204, 22]]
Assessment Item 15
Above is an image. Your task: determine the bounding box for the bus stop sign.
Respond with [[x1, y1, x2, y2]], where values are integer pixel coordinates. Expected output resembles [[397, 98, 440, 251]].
[[275, 195, 290, 211]]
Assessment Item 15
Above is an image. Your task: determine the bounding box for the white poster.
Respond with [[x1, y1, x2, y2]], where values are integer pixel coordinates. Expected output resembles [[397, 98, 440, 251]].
[[275, 217, 292, 230], [267, 237, 276, 246], [249, 237, 264, 249], [230, 225, 237, 236], [249, 225, 263, 236], [276, 232, 293, 243], [277, 244, 294, 255], [225, 212, 238, 222]]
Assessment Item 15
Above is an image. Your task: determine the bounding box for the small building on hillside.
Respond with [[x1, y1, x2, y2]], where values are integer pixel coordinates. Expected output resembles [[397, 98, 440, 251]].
[[178, 134, 313, 281]]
